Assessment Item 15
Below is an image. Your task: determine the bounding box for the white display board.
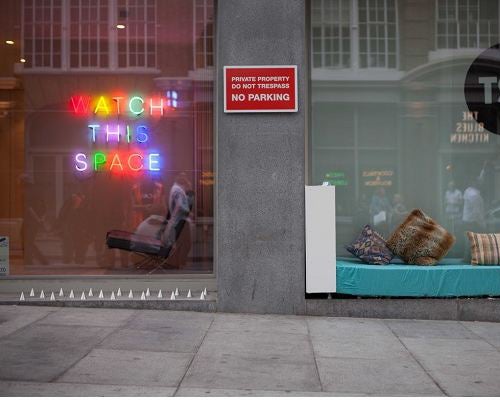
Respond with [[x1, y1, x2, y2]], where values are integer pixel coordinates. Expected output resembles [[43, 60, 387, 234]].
[[0, 236, 9, 276], [305, 186, 336, 293]]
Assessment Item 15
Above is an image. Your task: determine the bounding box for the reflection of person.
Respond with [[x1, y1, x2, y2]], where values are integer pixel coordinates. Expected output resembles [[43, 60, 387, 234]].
[[20, 174, 49, 265], [158, 173, 194, 270], [462, 179, 485, 261], [391, 193, 407, 228], [478, 160, 495, 208], [444, 181, 463, 232], [355, 193, 370, 228], [131, 178, 165, 228], [463, 180, 485, 231], [56, 193, 90, 264], [89, 174, 131, 268], [166, 173, 192, 246], [369, 187, 391, 236]]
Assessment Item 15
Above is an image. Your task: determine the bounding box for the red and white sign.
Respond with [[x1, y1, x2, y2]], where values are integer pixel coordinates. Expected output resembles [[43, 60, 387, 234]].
[[224, 65, 298, 113]]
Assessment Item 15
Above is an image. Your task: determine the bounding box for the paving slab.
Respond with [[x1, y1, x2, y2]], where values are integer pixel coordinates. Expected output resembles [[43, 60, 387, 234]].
[[212, 313, 308, 335], [181, 353, 321, 392], [0, 323, 113, 382], [58, 348, 193, 387], [98, 327, 206, 353], [316, 356, 443, 396], [386, 319, 480, 340], [198, 329, 313, 361], [309, 329, 409, 360], [0, 380, 176, 396], [126, 310, 214, 332], [0, 305, 58, 338], [461, 321, 500, 350], [38, 307, 136, 327], [401, 337, 500, 396], [175, 387, 367, 396], [307, 316, 393, 338]]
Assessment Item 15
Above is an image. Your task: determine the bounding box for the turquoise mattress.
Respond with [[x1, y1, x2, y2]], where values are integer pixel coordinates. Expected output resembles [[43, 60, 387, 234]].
[[336, 259, 500, 297]]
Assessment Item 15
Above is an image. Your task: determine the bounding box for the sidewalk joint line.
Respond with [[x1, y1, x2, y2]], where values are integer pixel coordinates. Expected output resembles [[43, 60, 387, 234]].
[[0, 307, 60, 341], [458, 321, 500, 353], [383, 321, 449, 397], [305, 317, 324, 392], [173, 315, 215, 396], [48, 309, 140, 383]]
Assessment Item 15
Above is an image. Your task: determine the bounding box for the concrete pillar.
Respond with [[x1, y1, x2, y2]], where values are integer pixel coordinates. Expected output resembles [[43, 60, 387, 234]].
[[216, 0, 307, 314]]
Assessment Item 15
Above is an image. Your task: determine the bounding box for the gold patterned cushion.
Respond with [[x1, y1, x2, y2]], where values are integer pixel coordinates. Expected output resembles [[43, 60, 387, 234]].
[[387, 209, 455, 266]]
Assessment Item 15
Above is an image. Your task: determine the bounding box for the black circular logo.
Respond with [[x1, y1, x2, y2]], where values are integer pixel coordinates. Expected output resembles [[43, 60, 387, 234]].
[[464, 44, 500, 135]]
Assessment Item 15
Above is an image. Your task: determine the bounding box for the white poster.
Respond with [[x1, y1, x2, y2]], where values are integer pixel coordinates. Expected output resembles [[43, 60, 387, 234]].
[[0, 237, 9, 276]]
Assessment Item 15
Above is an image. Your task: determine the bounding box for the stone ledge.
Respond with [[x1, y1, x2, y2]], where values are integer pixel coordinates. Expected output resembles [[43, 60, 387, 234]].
[[0, 299, 217, 312], [305, 298, 500, 322]]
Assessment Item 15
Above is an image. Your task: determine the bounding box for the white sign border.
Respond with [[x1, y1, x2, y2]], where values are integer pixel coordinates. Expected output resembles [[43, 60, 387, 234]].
[[223, 65, 298, 113]]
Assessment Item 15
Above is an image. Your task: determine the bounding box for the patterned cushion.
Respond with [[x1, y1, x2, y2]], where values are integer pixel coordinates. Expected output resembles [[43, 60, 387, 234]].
[[467, 232, 500, 265], [345, 224, 394, 265], [387, 209, 455, 266]]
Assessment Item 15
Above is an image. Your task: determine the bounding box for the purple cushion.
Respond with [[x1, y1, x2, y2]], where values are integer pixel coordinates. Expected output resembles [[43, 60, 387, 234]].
[[346, 224, 394, 265]]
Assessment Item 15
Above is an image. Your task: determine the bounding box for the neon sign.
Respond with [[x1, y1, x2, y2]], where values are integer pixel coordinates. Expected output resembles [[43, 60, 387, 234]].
[[70, 92, 175, 174]]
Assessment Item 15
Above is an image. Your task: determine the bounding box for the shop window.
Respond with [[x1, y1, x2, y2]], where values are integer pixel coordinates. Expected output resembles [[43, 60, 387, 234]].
[[2, 0, 214, 277], [436, 0, 499, 50], [311, 0, 398, 70], [310, 0, 500, 263]]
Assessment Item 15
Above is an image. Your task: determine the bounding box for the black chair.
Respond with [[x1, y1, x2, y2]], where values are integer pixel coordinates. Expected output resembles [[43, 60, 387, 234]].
[[106, 216, 190, 273]]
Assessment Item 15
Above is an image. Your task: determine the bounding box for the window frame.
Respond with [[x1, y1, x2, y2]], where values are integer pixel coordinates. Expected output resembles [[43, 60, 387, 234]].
[[21, 0, 160, 73], [311, 0, 400, 72], [435, 0, 500, 51]]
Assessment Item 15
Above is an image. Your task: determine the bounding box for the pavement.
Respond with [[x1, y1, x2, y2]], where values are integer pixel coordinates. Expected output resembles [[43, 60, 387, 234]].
[[0, 306, 500, 397]]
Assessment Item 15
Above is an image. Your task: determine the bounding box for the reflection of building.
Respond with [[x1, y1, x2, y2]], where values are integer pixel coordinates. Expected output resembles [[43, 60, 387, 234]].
[[1, 0, 215, 274], [310, 0, 500, 254]]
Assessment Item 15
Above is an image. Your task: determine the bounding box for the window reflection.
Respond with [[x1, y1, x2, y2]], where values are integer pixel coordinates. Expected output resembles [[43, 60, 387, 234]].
[[0, 0, 214, 275], [311, 0, 500, 260]]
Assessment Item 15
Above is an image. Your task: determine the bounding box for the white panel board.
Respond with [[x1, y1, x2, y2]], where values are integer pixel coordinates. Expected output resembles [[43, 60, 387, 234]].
[[305, 186, 336, 293]]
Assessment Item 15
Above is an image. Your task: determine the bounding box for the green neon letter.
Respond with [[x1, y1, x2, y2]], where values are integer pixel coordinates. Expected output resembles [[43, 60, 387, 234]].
[[129, 96, 144, 115], [94, 152, 106, 171]]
